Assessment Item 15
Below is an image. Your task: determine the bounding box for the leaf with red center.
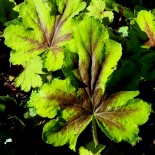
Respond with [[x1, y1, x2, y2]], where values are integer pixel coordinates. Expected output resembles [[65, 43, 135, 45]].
[[65, 15, 122, 108], [4, 0, 86, 71], [87, 0, 114, 23], [27, 78, 92, 150]]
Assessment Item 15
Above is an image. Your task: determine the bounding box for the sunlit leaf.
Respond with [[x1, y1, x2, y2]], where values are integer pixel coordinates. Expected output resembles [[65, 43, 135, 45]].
[[27, 78, 77, 118], [1, 0, 153, 154], [14, 56, 43, 92], [95, 91, 151, 145], [0, 0, 18, 24], [43, 114, 92, 151], [135, 10, 155, 47], [79, 141, 105, 155], [118, 26, 129, 37], [141, 53, 155, 80], [87, 0, 114, 22], [4, 0, 86, 71], [65, 15, 122, 99]]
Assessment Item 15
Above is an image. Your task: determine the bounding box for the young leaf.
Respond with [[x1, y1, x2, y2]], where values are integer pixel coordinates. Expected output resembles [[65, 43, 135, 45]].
[[135, 10, 155, 47], [87, 0, 114, 22], [28, 78, 92, 150], [118, 26, 129, 37], [14, 56, 43, 92], [4, 0, 86, 71], [66, 15, 122, 101], [79, 147, 94, 155], [0, 0, 18, 24]]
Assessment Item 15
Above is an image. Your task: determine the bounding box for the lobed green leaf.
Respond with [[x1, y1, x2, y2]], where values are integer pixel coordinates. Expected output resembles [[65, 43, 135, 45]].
[[135, 10, 155, 47], [27, 78, 77, 118], [4, 0, 86, 71], [95, 91, 151, 145], [79, 141, 105, 155], [43, 115, 92, 151], [14, 56, 43, 92]]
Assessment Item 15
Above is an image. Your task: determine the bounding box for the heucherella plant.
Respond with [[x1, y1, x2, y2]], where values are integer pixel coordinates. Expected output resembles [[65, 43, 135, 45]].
[[3, 0, 152, 154]]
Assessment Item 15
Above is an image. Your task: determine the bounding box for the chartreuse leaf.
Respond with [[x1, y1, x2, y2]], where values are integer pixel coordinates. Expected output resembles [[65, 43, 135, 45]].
[[79, 147, 93, 155], [66, 15, 122, 108], [134, 10, 155, 47], [28, 78, 92, 150], [27, 14, 151, 152], [55, 0, 86, 17], [95, 91, 151, 145], [87, 0, 114, 22], [79, 142, 105, 155], [14, 56, 43, 92], [4, 0, 86, 71], [43, 114, 92, 151]]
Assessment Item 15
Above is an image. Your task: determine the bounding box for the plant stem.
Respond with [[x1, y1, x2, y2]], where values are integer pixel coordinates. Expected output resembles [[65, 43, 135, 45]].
[[92, 116, 99, 147]]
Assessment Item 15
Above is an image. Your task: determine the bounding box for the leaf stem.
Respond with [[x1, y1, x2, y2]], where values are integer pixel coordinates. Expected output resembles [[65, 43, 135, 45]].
[[92, 116, 99, 147]]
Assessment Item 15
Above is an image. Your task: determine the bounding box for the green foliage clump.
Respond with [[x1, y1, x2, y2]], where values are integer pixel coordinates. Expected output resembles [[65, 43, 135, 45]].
[[1, 0, 155, 154]]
